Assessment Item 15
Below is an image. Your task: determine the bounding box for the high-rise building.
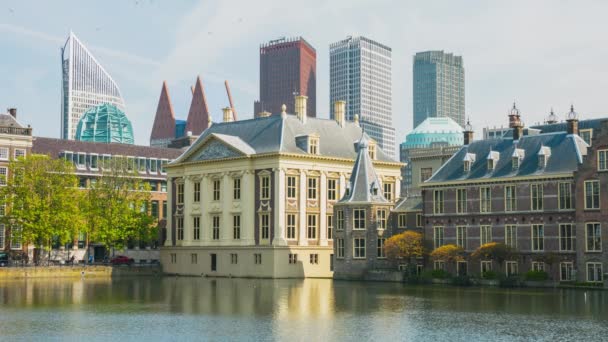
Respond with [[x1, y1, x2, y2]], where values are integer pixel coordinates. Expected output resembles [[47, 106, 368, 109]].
[[413, 51, 465, 128], [254, 37, 316, 117], [61, 31, 126, 140], [329, 36, 395, 157]]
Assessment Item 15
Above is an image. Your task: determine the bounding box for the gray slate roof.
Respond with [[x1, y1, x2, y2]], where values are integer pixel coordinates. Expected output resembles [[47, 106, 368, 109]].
[[0, 113, 24, 127], [339, 136, 388, 204], [175, 114, 396, 164], [393, 196, 422, 212], [425, 132, 587, 184]]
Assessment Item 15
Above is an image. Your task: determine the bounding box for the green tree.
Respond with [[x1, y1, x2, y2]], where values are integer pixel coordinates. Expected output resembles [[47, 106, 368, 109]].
[[0, 154, 84, 259], [85, 157, 156, 256]]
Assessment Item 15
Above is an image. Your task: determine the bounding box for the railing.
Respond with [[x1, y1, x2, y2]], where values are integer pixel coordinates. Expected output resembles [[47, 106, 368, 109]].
[[0, 126, 32, 136]]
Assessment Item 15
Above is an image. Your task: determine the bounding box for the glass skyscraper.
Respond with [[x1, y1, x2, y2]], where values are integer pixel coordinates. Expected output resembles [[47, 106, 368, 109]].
[[61, 31, 126, 140], [329, 36, 395, 157], [413, 51, 465, 128]]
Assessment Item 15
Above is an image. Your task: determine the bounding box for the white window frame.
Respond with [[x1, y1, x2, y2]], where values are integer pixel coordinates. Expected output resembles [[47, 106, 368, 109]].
[[286, 214, 297, 240], [307, 214, 317, 240], [559, 224, 575, 252], [480, 225, 492, 245], [14, 148, 26, 159], [531, 224, 544, 252], [353, 209, 366, 230], [260, 175, 271, 200], [353, 237, 366, 259], [586, 222, 602, 252], [286, 176, 297, 199], [337, 238, 345, 258], [586, 262, 603, 283], [584, 180, 600, 209], [433, 226, 444, 249], [505, 261, 518, 276], [598, 149, 608, 171], [456, 226, 467, 249], [560, 262, 574, 281], [0, 147, 8, 160], [376, 209, 387, 230]]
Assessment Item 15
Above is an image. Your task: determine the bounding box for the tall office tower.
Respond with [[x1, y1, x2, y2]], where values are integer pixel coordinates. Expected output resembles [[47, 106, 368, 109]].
[[329, 36, 395, 157], [61, 31, 126, 140], [413, 51, 465, 128], [254, 37, 316, 117]]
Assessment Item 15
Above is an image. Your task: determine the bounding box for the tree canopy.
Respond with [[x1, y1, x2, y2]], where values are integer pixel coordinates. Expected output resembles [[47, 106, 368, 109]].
[[430, 244, 465, 263], [471, 242, 516, 265], [384, 231, 423, 260]]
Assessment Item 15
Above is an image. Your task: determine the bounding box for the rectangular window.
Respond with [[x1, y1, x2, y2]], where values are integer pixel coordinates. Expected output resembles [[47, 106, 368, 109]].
[[433, 190, 444, 214], [456, 226, 467, 249], [138, 157, 147, 173], [505, 225, 517, 248], [337, 210, 345, 230], [587, 262, 603, 282], [286, 214, 297, 239], [212, 216, 220, 240], [89, 154, 98, 169], [531, 184, 543, 211], [337, 238, 345, 258], [580, 129, 593, 145], [433, 226, 444, 249], [14, 148, 26, 159], [289, 253, 298, 264], [480, 187, 491, 213], [213, 179, 221, 201], [176, 183, 184, 205], [416, 214, 423, 227], [532, 224, 544, 251], [150, 158, 158, 173], [376, 209, 387, 230], [559, 224, 575, 251], [162, 201, 167, 219], [307, 178, 318, 200], [307, 214, 317, 239], [261, 176, 271, 200], [231, 253, 238, 264], [287, 176, 297, 199], [0, 148, 8, 160], [233, 178, 241, 200], [193, 216, 201, 240], [480, 225, 492, 245], [377, 238, 386, 258], [327, 214, 333, 239], [309, 254, 319, 264], [177, 217, 184, 241], [161, 182, 167, 192], [254, 253, 262, 265], [398, 214, 406, 228], [420, 167, 432, 182], [160, 159, 168, 174], [353, 209, 366, 229], [191, 253, 198, 264], [383, 183, 393, 201], [233, 215, 241, 240], [558, 182, 573, 210], [261, 214, 270, 240], [456, 189, 467, 213], [481, 260, 492, 274], [584, 180, 600, 209], [434, 261, 445, 270], [598, 149, 608, 171], [193, 182, 201, 203], [328, 179, 337, 201], [505, 261, 518, 276], [309, 138, 319, 154], [504, 185, 516, 212], [353, 238, 366, 258], [170, 253, 177, 264], [532, 261, 545, 272], [586, 222, 602, 252], [0, 167, 7, 186], [560, 262, 574, 281]]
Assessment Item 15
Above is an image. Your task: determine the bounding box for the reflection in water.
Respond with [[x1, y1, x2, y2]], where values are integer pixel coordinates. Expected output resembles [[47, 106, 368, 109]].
[[0, 277, 607, 340]]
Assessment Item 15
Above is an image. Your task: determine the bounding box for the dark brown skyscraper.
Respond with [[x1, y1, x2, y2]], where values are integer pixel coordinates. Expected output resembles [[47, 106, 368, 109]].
[[254, 37, 316, 117]]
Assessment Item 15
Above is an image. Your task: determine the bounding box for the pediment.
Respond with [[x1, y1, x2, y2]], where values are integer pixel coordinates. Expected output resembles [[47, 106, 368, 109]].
[[184, 134, 254, 162]]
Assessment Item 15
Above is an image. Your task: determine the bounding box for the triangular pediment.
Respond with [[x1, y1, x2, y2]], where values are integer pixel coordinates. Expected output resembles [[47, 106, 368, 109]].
[[183, 133, 254, 162]]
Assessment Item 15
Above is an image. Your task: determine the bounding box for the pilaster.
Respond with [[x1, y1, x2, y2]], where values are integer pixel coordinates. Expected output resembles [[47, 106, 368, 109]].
[[319, 171, 328, 246], [273, 168, 287, 246], [298, 169, 308, 246]]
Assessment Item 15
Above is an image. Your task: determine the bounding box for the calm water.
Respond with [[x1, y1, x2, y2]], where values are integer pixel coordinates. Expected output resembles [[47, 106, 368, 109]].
[[0, 277, 607, 341]]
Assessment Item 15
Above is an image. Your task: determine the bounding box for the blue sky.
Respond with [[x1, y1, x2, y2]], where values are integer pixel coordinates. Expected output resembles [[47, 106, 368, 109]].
[[1, 0, 608, 147]]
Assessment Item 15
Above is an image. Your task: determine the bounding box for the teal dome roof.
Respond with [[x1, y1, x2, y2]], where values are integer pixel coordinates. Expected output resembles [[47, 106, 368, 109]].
[[401, 117, 463, 149], [75, 103, 134, 144]]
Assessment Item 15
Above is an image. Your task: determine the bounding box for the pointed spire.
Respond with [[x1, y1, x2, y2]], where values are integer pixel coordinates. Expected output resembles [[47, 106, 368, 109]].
[[340, 134, 387, 203], [185, 76, 211, 136], [150, 81, 176, 145]]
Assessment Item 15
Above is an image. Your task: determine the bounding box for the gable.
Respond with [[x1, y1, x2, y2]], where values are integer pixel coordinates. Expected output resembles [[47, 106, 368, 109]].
[[191, 139, 244, 161]]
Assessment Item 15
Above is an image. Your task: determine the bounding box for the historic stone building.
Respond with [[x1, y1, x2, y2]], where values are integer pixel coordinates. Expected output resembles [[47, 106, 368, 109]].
[[421, 105, 608, 283], [160, 97, 403, 278]]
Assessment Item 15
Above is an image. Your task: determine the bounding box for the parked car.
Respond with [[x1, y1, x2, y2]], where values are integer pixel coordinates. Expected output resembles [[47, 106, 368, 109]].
[[110, 255, 135, 265], [0, 252, 8, 267]]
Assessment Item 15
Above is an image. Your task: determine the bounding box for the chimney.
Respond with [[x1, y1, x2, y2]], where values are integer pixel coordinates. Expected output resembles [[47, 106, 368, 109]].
[[508, 103, 521, 128], [8, 108, 16, 118], [463, 118, 474, 145], [354, 113, 360, 127], [222, 107, 234, 123], [334, 100, 346, 127], [295, 95, 307, 123], [566, 105, 579, 135]]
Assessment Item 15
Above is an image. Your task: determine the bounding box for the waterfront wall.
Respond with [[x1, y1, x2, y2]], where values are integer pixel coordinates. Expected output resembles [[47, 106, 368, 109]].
[[0, 266, 161, 280]]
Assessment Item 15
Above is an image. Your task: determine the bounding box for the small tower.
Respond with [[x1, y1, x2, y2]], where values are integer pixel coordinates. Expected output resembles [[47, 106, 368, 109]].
[[463, 118, 474, 145], [566, 105, 579, 135], [546, 108, 558, 124], [333, 134, 395, 280]]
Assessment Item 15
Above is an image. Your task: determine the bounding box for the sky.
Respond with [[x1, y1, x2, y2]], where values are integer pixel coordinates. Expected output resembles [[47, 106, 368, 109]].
[[1, 0, 608, 149]]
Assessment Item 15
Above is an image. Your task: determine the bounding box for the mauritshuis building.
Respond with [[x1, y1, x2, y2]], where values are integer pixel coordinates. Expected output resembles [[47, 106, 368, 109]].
[[413, 51, 465, 128], [329, 36, 396, 157]]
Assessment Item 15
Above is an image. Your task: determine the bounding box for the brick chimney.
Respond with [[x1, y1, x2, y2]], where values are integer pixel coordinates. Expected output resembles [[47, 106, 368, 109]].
[[8, 108, 17, 118], [463, 118, 474, 145], [222, 107, 233, 123], [566, 105, 579, 135]]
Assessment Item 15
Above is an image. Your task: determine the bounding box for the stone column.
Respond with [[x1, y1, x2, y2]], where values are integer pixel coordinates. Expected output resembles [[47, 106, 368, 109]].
[[164, 178, 173, 247], [319, 171, 328, 246], [273, 168, 287, 246], [242, 170, 256, 245], [298, 170, 308, 246], [395, 177, 401, 200], [221, 173, 232, 245], [182, 176, 192, 244], [200, 175, 210, 244]]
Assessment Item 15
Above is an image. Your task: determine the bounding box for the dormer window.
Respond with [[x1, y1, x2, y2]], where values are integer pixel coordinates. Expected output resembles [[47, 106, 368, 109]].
[[368, 140, 377, 160], [296, 134, 320, 155], [487, 159, 494, 171], [486, 151, 499, 172], [512, 148, 524, 171], [309, 138, 319, 154], [512, 156, 520, 170], [463, 153, 476, 173], [464, 161, 471, 173], [538, 155, 546, 168], [537, 146, 551, 169]]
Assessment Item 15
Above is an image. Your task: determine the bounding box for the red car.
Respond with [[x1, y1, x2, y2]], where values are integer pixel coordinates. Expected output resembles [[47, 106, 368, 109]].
[[110, 255, 135, 265]]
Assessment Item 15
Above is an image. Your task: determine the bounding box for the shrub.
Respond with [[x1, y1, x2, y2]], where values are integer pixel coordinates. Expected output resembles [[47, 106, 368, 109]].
[[384, 231, 424, 260], [430, 244, 465, 263], [481, 271, 498, 280], [430, 269, 451, 279], [471, 242, 516, 265], [524, 270, 549, 281]]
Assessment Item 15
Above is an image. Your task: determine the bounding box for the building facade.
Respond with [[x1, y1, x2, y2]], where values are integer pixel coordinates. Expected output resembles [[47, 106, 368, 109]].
[[61, 31, 126, 140], [161, 97, 402, 278], [0, 109, 33, 255], [413, 51, 465, 128], [330, 36, 395, 157], [254, 37, 316, 118], [400, 117, 463, 195]]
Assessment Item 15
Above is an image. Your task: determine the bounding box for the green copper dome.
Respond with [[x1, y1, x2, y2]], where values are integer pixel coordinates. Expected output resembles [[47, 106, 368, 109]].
[[401, 117, 463, 149], [75, 103, 134, 144]]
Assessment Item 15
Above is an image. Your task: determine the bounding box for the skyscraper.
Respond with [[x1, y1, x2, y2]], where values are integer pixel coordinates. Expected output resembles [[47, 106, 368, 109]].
[[413, 51, 465, 128], [254, 37, 316, 117], [61, 31, 126, 140], [329, 36, 395, 157]]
